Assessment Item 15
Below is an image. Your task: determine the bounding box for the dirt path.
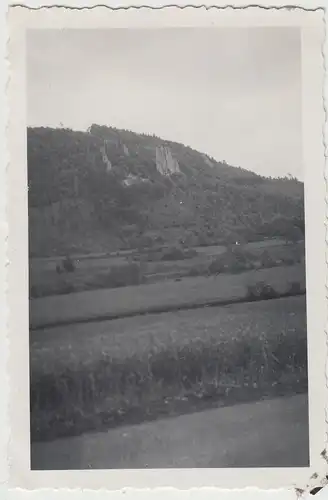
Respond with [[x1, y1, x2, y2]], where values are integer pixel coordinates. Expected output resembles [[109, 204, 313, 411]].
[[31, 394, 309, 470]]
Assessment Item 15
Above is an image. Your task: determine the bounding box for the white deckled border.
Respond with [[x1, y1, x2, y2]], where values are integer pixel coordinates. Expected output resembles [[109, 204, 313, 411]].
[[6, 0, 328, 10], [2, 1, 328, 498]]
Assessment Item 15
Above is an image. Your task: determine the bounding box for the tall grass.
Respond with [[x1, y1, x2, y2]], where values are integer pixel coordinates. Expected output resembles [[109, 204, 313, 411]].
[[30, 324, 307, 442]]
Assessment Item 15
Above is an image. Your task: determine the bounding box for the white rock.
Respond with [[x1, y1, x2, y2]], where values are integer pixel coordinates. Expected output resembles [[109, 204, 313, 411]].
[[122, 174, 149, 186], [155, 146, 180, 176], [100, 144, 112, 172]]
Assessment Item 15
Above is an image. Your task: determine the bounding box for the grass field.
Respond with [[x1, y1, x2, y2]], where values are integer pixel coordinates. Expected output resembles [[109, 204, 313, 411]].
[[31, 295, 306, 371], [30, 263, 305, 329], [30, 296, 308, 442], [29, 240, 305, 298]]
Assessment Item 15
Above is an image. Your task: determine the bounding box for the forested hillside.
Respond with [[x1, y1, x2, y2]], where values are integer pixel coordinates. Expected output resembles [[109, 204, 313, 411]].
[[28, 125, 304, 256]]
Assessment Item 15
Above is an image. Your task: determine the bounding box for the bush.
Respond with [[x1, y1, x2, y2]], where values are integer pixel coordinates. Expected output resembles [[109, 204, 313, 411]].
[[246, 281, 278, 301], [62, 256, 75, 273], [160, 246, 187, 261], [259, 250, 276, 268], [208, 247, 253, 275], [208, 258, 225, 275]]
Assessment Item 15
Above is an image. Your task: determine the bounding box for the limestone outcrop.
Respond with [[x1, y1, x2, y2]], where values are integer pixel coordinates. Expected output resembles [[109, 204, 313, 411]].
[[122, 174, 149, 186], [100, 142, 112, 172], [155, 146, 180, 176]]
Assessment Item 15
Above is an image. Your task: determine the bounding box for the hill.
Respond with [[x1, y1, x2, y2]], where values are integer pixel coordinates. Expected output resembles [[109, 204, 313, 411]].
[[28, 125, 305, 257]]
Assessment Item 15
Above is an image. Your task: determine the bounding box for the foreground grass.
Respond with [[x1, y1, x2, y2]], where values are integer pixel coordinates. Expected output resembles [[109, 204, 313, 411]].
[[30, 296, 308, 442]]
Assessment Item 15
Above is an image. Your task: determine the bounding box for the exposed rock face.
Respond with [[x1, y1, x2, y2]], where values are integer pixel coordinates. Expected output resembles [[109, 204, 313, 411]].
[[100, 142, 112, 172], [122, 174, 150, 186], [122, 144, 130, 156], [155, 146, 180, 176], [112, 136, 130, 157]]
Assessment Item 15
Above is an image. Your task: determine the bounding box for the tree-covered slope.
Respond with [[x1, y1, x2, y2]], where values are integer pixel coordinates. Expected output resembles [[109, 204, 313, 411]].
[[28, 125, 304, 256]]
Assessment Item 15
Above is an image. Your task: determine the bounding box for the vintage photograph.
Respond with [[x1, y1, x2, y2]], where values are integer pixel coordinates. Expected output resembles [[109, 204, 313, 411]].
[[25, 24, 312, 471]]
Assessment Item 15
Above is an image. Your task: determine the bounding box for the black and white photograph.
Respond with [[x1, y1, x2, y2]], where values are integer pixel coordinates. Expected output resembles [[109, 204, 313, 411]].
[[26, 25, 310, 470], [26, 24, 314, 471], [6, 7, 325, 485]]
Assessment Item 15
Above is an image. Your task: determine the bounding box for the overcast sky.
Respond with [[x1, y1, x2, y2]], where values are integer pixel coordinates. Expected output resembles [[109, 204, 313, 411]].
[[27, 28, 302, 179]]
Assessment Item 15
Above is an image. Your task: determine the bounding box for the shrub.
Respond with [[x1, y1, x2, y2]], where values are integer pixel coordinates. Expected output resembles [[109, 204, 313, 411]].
[[62, 256, 75, 273], [160, 246, 186, 261], [208, 247, 253, 275], [208, 258, 224, 275], [259, 250, 276, 268], [246, 281, 278, 301]]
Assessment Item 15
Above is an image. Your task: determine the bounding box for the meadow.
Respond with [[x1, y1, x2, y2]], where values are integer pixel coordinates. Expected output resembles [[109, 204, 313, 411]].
[[30, 263, 305, 329], [30, 296, 308, 442], [29, 238, 307, 443], [29, 239, 305, 299]]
